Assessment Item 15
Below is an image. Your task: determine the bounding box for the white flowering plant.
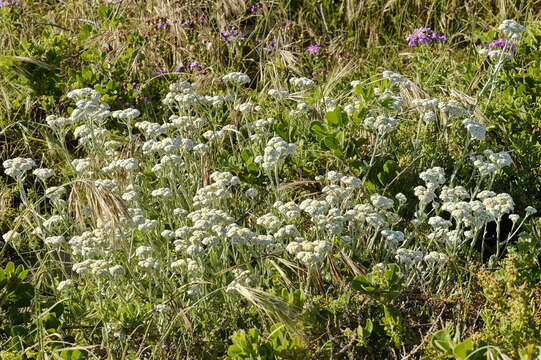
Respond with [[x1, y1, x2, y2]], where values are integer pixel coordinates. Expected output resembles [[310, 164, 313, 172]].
[[1, 5, 540, 359]]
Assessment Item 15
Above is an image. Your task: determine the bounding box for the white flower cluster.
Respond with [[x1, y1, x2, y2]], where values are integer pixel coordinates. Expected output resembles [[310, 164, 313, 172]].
[[44, 235, 65, 247], [142, 137, 194, 155], [322, 185, 353, 206], [170, 258, 200, 277], [363, 115, 398, 135], [130, 208, 158, 232], [69, 228, 113, 258], [57, 279, 74, 292], [3, 158, 36, 179], [438, 101, 469, 118], [371, 194, 395, 210], [111, 108, 141, 122], [381, 230, 404, 248], [289, 77, 316, 89], [162, 84, 233, 107], [478, 48, 514, 61], [286, 238, 332, 265], [135, 121, 169, 139], [274, 224, 300, 239], [255, 137, 296, 171], [73, 124, 110, 145], [311, 207, 347, 234], [151, 187, 172, 198], [256, 213, 282, 232], [395, 248, 424, 266], [462, 118, 486, 140], [234, 101, 262, 114], [423, 251, 448, 265], [102, 158, 139, 173], [274, 201, 302, 219], [470, 149, 512, 176], [414, 167, 446, 205], [68, 88, 111, 123], [33, 168, 55, 181], [170, 115, 206, 132], [222, 72, 251, 85], [46, 115, 74, 129], [135, 246, 160, 270], [321, 96, 338, 111], [268, 89, 289, 99], [3, 230, 20, 242], [73, 259, 111, 276], [382, 71, 414, 87], [498, 20, 526, 40], [192, 172, 240, 207], [343, 101, 362, 116]]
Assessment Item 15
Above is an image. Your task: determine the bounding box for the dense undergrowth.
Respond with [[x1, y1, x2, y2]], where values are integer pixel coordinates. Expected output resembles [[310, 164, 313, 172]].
[[0, 1, 540, 359]]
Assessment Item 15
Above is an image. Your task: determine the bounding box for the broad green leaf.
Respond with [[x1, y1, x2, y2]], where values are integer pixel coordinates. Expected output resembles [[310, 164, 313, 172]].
[[453, 338, 474, 360]]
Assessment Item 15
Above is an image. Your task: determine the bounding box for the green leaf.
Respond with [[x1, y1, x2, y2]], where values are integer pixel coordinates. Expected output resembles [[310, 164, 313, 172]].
[[432, 329, 454, 355], [364, 180, 378, 193], [453, 338, 474, 360], [325, 107, 346, 127], [324, 136, 340, 151], [310, 121, 327, 137]]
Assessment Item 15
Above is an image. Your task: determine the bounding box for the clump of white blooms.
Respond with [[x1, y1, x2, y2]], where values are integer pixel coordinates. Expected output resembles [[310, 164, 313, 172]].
[[498, 19, 526, 40], [286, 239, 332, 265], [424, 251, 448, 265], [438, 101, 469, 118], [364, 115, 398, 135], [33, 168, 55, 180], [289, 77, 316, 89], [396, 248, 424, 266], [381, 230, 405, 248], [44, 235, 65, 247], [3, 158, 36, 179], [151, 187, 172, 198], [382, 71, 415, 87], [111, 108, 141, 122], [67, 88, 111, 122], [57, 279, 74, 292], [470, 150, 513, 176], [3, 230, 20, 242], [222, 72, 251, 85], [371, 194, 395, 210], [462, 118, 486, 140], [268, 89, 289, 99], [255, 137, 296, 171]]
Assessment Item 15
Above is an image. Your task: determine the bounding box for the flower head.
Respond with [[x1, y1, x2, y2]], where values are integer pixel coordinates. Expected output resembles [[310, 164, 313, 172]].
[[306, 44, 323, 55], [406, 28, 447, 47]]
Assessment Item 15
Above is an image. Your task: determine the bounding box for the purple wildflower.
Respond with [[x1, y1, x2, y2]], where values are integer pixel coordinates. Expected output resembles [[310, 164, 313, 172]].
[[311, 69, 328, 77], [220, 25, 246, 45], [189, 61, 204, 70], [306, 44, 323, 55], [174, 66, 186, 73], [155, 23, 171, 29], [250, 3, 260, 13], [406, 28, 447, 47], [486, 39, 517, 50], [197, 16, 206, 25], [0, 0, 21, 5], [154, 69, 169, 75]]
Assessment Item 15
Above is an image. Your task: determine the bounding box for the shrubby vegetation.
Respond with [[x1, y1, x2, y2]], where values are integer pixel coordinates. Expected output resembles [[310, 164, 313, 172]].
[[0, 1, 540, 359]]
